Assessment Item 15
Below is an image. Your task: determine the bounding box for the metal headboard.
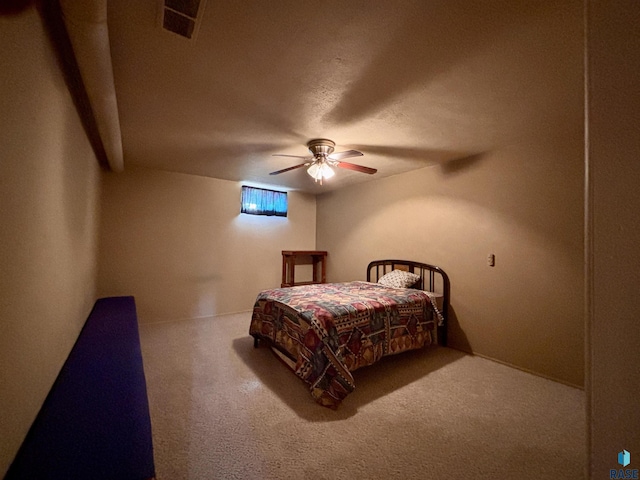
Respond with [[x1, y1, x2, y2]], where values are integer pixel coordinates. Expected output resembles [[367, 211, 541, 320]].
[[367, 259, 450, 346]]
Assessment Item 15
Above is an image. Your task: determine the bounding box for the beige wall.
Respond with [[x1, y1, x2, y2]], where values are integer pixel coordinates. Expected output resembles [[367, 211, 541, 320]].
[[0, 7, 101, 476], [316, 128, 584, 388], [587, 1, 640, 476], [316, 0, 584, 389], [4, 2, 639, 478], [98, 167, 316, 322]]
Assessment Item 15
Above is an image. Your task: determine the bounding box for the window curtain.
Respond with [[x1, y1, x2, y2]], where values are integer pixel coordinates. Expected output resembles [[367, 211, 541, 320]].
[[241, 186, 287, 217]]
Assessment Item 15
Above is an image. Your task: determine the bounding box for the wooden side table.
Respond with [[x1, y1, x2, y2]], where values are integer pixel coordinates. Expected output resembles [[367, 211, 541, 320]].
[[281, 251, 327, 287]]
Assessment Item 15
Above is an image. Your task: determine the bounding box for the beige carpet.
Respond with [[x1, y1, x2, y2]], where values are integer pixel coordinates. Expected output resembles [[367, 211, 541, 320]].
[[139, 311, 585, 480]]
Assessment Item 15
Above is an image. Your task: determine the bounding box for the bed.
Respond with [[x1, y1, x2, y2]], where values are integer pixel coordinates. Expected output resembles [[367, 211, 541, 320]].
[[249, 260, 450, 408]]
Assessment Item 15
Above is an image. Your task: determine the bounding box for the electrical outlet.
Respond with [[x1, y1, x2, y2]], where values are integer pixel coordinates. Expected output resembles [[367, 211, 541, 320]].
[[487, 254, 495, 267]]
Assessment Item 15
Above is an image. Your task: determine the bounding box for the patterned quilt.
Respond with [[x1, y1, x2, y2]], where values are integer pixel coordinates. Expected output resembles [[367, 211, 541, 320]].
[[249, 281, 439, 409]]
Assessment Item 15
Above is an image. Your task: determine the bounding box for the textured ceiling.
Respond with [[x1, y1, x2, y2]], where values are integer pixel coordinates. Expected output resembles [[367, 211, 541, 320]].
[[106, 0, 582, 194]]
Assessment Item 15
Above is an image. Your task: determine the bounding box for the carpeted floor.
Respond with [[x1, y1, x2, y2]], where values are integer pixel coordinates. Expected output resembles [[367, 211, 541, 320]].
[[139, 311, 585, 480]]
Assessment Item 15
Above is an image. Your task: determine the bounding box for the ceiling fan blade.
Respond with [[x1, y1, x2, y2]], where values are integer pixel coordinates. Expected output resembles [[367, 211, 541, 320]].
[[272, 154, 311, 159], [336, 162, 377, 174], [328, 149, 363, 161], [269, 163, 308, 175]]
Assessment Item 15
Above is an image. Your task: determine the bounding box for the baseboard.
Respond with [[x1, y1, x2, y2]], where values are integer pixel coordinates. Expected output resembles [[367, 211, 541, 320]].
[[141, 309, 253, 325], [448, 346, 585, 391]]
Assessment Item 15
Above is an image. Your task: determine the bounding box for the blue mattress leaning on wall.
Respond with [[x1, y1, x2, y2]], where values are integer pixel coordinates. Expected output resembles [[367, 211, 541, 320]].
[[5, 296, 156, 480]]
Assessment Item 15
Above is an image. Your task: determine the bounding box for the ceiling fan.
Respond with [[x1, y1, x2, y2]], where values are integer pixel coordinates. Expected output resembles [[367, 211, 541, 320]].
[[270, 139, 377, 184]]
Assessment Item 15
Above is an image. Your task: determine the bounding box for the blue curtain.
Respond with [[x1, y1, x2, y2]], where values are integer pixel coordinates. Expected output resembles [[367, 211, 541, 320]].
[[241, 186, 287, 217]]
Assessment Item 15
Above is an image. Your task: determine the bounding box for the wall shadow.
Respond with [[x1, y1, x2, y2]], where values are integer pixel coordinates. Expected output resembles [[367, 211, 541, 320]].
[[37, 0, 109, 169], [446, 304, 472, 353], [440, 152, 486, 176], [0, 0, 34, 15]]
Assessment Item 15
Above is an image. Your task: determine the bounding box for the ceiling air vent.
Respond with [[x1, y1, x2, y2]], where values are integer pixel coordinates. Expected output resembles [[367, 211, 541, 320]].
[[161, 0, 206, 40]]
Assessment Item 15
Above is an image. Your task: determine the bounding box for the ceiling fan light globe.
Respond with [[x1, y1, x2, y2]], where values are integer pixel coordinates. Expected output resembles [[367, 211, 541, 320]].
[[307, 163, 334, 180], [320, 163, 335, 179], [306, 163, 320, 179]]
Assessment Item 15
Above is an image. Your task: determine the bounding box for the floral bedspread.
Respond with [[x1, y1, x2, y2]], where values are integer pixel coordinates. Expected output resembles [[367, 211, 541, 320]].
[[249, 281, 438, 408]]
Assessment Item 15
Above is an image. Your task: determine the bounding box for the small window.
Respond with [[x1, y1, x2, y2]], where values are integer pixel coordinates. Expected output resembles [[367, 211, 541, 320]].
[[241, 186, 287, 217]]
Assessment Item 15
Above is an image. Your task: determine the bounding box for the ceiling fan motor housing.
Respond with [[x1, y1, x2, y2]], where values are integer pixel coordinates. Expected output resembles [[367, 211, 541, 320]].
[[270, 138, 374, 178], [307, 138, 335, 157]]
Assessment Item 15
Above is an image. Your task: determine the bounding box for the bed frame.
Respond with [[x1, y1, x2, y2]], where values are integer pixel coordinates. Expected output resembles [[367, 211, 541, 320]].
[[366, 260, 450, 346], [250, 259, 451, 407], [253, 259, 450, 348]]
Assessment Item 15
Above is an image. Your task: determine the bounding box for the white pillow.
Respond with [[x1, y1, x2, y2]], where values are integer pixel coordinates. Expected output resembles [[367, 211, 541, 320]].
[[378, 269, 421, 289]]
